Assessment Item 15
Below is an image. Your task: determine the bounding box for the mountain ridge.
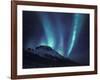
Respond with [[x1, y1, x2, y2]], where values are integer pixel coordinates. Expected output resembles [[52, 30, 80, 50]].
[[23, 45, 80, 68]]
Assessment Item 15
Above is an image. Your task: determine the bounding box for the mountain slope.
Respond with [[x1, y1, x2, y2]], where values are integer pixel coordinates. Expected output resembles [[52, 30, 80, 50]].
[[23, 46, 80, 68]]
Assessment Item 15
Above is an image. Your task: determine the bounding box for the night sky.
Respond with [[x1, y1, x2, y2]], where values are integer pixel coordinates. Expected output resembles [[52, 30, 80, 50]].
[[23, 11, 90, 65]]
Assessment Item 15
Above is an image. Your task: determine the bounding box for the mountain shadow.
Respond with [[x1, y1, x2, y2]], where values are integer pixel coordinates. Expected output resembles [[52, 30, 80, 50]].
[[23, 45, 80, 69]]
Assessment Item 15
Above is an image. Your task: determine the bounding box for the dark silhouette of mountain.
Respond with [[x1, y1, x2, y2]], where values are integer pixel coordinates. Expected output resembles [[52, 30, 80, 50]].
[[35, 45, 64, 59], [23, 46, 80, 69]]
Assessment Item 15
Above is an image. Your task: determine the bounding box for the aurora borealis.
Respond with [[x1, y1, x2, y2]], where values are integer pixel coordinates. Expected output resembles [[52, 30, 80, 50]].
[[23, 11, 89, 65], [67, 14, 86, 57]]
